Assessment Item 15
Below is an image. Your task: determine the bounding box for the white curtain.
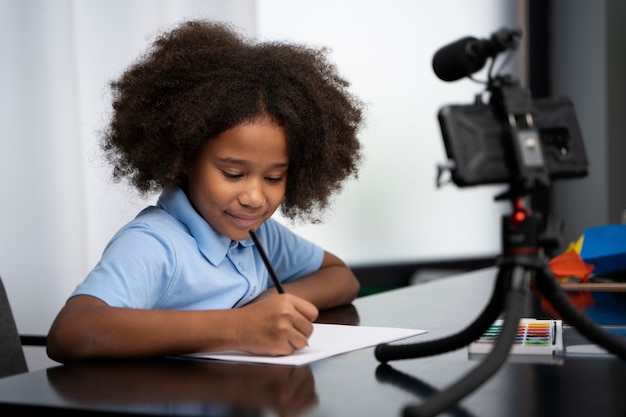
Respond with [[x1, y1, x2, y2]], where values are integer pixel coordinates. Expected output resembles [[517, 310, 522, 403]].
[[0, 0, 256, 334]]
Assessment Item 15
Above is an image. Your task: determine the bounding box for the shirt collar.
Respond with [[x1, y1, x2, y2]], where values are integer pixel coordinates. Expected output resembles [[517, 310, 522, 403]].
[[156, 186, 254, 266]]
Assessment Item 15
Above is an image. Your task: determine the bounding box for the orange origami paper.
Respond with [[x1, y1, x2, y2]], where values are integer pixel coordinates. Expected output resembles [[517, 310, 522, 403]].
[[548, 249, 595, 283], [538, 248, 596, 317]]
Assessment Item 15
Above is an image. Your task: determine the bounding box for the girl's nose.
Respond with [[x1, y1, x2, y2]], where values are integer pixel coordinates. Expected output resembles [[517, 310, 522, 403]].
[[238, 179, 265, 208]]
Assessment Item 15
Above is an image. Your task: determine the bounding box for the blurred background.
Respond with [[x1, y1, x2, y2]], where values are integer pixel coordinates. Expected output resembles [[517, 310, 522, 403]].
[[1, 0, 625, 369]]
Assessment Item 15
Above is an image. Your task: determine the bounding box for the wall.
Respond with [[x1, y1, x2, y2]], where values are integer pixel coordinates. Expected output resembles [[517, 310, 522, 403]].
[[550, 0, 626, 250]]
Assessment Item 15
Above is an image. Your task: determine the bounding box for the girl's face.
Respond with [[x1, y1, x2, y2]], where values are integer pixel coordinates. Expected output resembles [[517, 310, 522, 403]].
[[186, 116, 289, 241]]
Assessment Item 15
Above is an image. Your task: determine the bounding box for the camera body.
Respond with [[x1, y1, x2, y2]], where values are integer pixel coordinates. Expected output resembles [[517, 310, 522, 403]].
[[438, 96, 588, 187]]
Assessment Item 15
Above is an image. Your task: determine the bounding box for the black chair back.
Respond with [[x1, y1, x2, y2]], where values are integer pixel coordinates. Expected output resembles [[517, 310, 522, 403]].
[[0, 276, 28, 378]]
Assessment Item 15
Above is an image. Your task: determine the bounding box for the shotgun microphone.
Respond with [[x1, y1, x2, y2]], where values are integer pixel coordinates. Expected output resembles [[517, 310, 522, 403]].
[[432, 28, 522, 82]]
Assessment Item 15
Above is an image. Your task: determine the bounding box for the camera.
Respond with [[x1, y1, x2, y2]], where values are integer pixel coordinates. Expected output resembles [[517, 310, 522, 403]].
[[438, 95, 588, 187], [434, 28, 588, 189]]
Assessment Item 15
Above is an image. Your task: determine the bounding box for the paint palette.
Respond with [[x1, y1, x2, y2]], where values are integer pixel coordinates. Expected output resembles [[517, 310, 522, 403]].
[[469, 318, 563, 356]]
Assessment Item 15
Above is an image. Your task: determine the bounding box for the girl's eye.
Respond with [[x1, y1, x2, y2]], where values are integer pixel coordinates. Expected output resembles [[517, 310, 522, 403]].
[[220, 170, 285, 182], [222, 171, 243, 179]]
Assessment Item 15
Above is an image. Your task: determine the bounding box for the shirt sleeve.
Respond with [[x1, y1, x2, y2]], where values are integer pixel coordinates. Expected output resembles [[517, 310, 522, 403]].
[[259, 219, 325, 284], [70, 221, 178, 308]]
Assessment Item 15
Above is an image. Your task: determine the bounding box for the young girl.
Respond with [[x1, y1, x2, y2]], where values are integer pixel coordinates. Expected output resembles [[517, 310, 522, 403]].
[[46, 20, 364, 362]]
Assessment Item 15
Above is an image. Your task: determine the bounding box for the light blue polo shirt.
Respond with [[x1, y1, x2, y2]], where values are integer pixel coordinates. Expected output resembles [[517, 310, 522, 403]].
[[70, 186, 324, 310]]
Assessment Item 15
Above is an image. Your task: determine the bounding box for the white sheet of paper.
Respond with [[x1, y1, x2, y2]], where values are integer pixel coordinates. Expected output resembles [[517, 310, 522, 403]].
[[181, 323, 427, 366]]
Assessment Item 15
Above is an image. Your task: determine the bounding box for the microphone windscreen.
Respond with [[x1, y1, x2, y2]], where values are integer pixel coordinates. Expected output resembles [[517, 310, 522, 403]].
[[432, 36, 483, 82]]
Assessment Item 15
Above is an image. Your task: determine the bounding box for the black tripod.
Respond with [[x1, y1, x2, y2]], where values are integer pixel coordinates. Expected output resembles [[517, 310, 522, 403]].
[[388, 26, 626, 416], [374, 191, 626, 417]]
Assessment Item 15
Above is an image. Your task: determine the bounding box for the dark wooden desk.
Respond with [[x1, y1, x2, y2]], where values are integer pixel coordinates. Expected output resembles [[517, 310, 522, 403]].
[[1, 267, 625, 416]]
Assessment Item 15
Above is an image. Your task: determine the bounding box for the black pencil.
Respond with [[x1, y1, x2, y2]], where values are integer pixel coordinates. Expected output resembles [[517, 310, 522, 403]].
[[249, 229, 285, 294]]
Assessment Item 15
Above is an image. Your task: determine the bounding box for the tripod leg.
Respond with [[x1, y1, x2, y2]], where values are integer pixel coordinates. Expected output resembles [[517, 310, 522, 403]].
[[535, 265, 626, 360], [403, 265, 530, 417], [375, 267, 509, 363]]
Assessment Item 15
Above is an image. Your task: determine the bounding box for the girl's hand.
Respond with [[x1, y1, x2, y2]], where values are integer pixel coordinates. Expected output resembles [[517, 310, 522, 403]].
[[231, 293, 318, 356]]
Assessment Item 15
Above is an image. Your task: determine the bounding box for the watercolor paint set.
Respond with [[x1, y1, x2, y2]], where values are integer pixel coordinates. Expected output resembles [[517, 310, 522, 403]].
[[469, 318, 564, 358]]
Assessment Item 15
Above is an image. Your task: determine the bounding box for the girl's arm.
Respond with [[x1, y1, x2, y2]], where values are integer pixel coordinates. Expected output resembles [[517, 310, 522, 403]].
[[46, 292, 318, 363], [253, 251, 361, 310]]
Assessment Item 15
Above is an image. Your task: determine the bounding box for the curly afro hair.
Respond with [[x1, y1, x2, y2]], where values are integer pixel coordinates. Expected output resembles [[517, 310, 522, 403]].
[[101, 19, 364, 223]]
